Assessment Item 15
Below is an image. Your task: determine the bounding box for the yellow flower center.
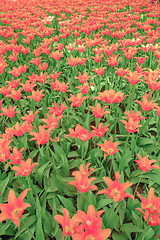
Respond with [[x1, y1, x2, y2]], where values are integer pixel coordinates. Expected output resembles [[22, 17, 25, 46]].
[[146, 203, 155, 210], [12, 209, 22, 219], [81, 134, 87, 140], [107, 148, 113, 154], [150, 204, 153, 210], [65, 225, 73, 234], [86, 235, 95, 240], [86, 220, 92, 226], [149, 217, 153, 223], [110, 188, 121, 200]]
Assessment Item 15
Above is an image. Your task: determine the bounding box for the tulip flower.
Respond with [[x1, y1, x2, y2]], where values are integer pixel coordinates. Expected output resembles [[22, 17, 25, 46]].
[[0, 189, 31, 228]]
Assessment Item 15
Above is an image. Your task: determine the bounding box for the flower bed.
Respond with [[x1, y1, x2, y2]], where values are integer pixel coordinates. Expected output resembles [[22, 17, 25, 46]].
[[0, 0, 160, 239]]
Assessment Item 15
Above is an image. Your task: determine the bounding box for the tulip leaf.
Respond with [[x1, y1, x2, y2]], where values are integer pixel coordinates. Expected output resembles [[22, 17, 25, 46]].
[[0, 175, 10, 195], [36, 215, 45, 240], [57, 195, 76, 213], [121, 223, 143, 233]]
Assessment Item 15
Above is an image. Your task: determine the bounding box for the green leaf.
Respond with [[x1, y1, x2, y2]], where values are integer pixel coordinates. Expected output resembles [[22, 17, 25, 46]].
[[143, 227, 155, 240], [0, 171, 7, 181], [119, 148, 132, 172], [45, 174, 61, 192], [52, 142, 66, 157], [144, 173, 160, 185], [40, 192, 47, 219], [112, 159, 119, 173], [0, 175, 10, 195], [121, 223, 143, 233], [16, 228, 35, 240], [67, 151, 80, 158], [103, 207, 120, 231], [131, 134, 136, 153], [15, 215, 36, 239], [83, 141, 89, 159], [36, 216, 45, 240], [57, 195, 76, 213], [129, 177, 148, 185], [119, 200, 126, 225], [37, 162, 49, 186], [84, 112, 90, 129], [97, 197, 113, 210], [19, 133, 28, 148], [44, 211, 54, 235], [39, 147, 49, 165], [61, 156, 69, 177], [36, 196, 42, 215], [152, 237, 160, 240], [28, 150, 39, 160], [119, 121, 127, 135], [139, 120, 150, 135], [84, 191, 96, 211], [138, 137, 155, 146], [0, 222, 15, 236], [53, 226, 63, 239], [112, 231, 129, 240], [88, 147, 102, 161], [132, 211, 143, 228]]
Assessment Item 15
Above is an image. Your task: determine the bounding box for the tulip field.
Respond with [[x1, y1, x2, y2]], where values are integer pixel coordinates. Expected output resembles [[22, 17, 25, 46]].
[[0, 0, 160, 239]]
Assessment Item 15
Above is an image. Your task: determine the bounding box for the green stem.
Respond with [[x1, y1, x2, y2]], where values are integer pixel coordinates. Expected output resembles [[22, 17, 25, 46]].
[[134, 172, 143, 196], [109, 156, 113, 178], [109, 104, 112, 115], [48, 142, 59, 175], [56, 60, 60, 71], [93, 139, 97, 163], [77, 191, 84, 211], [26, 176, 36, 206], [114, 104, 119, 134], [124, 133, 130, 148], [117, 76, 121, 90], [81, 141, 84, 161], [126, 83, 136, 111], [0, 74, 5, 85], [31, 100, 35, 112], [149, 50, 152, 68], [65, 235, 69, 240], [88, 47, 92, 71], [148, 90, 152, 101], [111, 68, 115, 87], [130, 57, 133, 71], [95, 118, 100, 128]]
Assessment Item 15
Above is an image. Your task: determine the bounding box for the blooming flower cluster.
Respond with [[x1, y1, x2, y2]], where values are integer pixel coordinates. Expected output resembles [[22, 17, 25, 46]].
[[121, 110, 146, 133], [54, 205, 111, 240], [68, 163, 98, 193], [137, 188, 160, 226]]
